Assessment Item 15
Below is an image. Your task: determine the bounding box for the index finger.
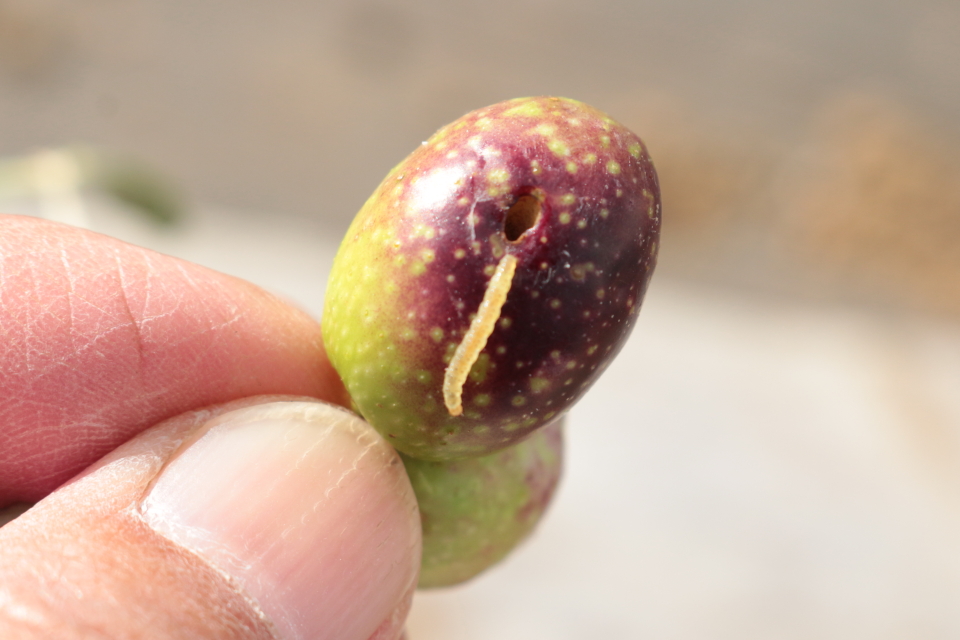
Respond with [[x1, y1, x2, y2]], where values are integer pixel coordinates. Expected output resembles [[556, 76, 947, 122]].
[[0, 215, 348, 505]]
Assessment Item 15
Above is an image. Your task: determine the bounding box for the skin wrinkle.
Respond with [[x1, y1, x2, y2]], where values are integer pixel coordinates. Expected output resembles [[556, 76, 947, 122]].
[[21, 251, 100, 380], [22, 260, 44, 377], [141, 250, 187, 329], [169, 260, 248, 345], [57, 247, 78, 360], [142, 257, 245, 363], [0, 216, 340, 504], [318, 422, 379, 502], [8, 423, 112, 471], [171, 259, 223, 327], [53, 249, 130, 369], [112, 247, 147, 389]]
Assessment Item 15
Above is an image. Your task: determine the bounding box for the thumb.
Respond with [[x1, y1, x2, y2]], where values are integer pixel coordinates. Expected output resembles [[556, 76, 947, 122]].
[[0, 398, 421, 640]]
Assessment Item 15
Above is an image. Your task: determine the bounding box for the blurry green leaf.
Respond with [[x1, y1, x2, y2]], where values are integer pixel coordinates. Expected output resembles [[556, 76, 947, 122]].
[[95, 162, 183, 226], [0, 147, 186, 227]]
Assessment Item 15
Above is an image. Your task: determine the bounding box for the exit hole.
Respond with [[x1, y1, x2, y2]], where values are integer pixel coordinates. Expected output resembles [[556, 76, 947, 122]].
[[504, 194, 542, 242]]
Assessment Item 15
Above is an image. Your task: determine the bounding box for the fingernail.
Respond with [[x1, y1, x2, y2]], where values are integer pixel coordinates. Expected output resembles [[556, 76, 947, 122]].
[[139, 401, 421, 640]]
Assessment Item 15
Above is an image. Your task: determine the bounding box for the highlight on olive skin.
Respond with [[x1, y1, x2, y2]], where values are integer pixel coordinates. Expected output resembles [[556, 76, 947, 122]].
[[323, 96, 661, 462]]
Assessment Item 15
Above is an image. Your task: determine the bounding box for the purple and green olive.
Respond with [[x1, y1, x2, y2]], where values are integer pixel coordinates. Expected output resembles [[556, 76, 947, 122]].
[[323, 96, 660, 461], [403, 417, 564, 588]]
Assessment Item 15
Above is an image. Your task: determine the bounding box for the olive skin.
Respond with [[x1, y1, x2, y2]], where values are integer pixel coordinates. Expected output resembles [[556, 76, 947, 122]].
[[403, 417, 564, 588], [323, 96, 660, 460]]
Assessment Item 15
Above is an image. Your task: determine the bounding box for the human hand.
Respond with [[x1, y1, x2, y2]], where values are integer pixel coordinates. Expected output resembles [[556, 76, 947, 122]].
[[0, 215, 421, 640]]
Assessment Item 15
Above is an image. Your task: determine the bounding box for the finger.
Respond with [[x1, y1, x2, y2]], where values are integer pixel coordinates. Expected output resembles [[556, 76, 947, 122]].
[[0, 215, 348, 505], [0, 398, 420, 640]]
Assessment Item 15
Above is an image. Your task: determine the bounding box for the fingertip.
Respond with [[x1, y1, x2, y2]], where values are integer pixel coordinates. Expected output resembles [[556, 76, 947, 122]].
[[0, 215, 348, 504], [139, 401, 421, 640], [0, 399, 421, 640]]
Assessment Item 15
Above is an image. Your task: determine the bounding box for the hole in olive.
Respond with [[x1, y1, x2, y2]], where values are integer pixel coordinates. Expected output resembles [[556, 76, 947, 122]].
[[504, 194, 542, 242]]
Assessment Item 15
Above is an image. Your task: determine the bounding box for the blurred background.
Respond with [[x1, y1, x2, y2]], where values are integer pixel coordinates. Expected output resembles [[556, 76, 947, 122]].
[[2, 0, 959, 637]]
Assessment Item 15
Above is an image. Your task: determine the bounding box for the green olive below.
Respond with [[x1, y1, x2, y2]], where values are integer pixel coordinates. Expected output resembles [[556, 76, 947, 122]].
[[402, 418, 564, 588]]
